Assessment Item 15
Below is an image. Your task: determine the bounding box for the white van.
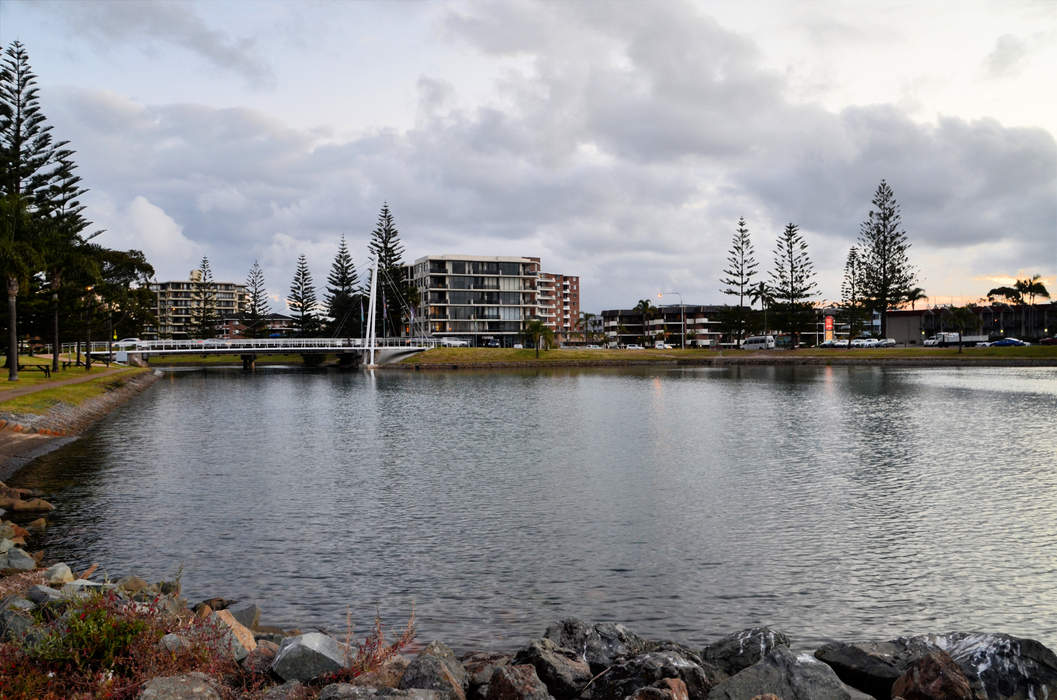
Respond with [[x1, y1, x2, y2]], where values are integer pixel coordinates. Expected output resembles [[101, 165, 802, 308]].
[[741, 335, 775, 350]]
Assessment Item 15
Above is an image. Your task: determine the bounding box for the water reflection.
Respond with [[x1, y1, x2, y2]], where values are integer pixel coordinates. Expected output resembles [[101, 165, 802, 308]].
[[10, 365, 1057, 651]]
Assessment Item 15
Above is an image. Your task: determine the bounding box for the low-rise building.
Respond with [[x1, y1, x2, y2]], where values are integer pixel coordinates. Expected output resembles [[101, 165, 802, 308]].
[[602, 305, 726, 347]]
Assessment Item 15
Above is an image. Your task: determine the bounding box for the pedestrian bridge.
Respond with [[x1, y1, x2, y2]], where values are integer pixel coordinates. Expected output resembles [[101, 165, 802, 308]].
[[83, 337, 439, 368]]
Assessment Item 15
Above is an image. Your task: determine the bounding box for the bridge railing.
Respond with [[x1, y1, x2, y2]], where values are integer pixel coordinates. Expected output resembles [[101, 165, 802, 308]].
[[75, 337, 441, 354]]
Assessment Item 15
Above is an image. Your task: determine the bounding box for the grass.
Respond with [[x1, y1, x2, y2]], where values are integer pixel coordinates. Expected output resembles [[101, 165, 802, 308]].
[[0, 355, 114, 388], [0, 367, 149, 415], [147, 353, 305, 366], [398, 345, 1057, 367]]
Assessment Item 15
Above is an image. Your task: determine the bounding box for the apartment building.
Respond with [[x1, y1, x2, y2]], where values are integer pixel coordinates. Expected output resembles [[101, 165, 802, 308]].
[[409, 255, 541, 347], [536, 271, 581, 344], [602, 305, 725, 347], [147, 269, 247, 339]]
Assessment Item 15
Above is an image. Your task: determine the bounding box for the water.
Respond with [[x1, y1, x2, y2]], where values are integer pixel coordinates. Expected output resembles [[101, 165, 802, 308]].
[[10, 365, 1057, 652]]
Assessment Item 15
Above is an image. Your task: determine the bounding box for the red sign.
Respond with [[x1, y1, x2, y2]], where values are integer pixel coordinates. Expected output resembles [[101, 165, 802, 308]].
[[825, 316, 834, 331]]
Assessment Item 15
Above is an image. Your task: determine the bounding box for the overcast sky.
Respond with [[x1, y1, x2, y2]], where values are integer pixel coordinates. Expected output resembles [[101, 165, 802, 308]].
[[2, 0, 1054, 312]]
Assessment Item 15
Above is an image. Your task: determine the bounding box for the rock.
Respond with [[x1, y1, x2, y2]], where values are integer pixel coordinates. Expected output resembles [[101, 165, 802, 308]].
[[45, 562, 74, 584], [27, 584, 63, 605], [513, 638, 592, 699], [462, 651, 511, 695], [708, 647, 873, 700], [702, 627, 790, 677], [913, 632, 1057, 700], [196, 604, 213, 618], [588, 651, 712, 700], [213, 609, 257, 658], [891, 649, 972, 699], [139, 672, 220, 699], [485, 664, 552, 700], [26, 518, 46, 531], [11, 497, 54, 512], [0, 606, 39, 644], [353, 654, 411, 688], [243, 639, 280, 675], [4, 547, 36, 571], [543, 618, 649, 672], [226, 600, 261, 629], [159, 633, 193, 654], [648, 641, 707, 668], [400, 641, 468, 699], [0, 537, 12, 553], [319, 687, 451, 699], [260, 680, 307, 700], [627, 679, 690, 700], [2, 596, 35, 612], [272, 631, 347, 682], [813, 638, 933, 698], [60, 579, 113, 598], [118, 575, 150, 594]]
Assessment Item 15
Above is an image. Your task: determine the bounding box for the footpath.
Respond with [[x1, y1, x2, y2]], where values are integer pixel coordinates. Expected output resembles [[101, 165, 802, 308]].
[[0, 366, 127, 404]]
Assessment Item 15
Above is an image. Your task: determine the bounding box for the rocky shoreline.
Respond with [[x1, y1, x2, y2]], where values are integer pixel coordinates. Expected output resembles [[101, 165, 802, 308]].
[[0, 369, 161, 481], [2, 482, 1055, 699]]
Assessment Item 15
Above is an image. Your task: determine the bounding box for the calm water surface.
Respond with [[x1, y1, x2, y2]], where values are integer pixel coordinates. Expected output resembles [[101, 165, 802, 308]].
[[11, 365, 1057, 651]]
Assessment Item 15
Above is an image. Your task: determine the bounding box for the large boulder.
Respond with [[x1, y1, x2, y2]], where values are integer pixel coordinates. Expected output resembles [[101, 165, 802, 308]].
[[485, 664, 552, 700], [242, 639, 280, 675], [813, 639, 927, 698], [27, 584, 63, 605], [891, 649, 972, 699], [3, 547, 36, 571], [707, 647, 872, 700], [626, 678, 690, 700], [138, 672, 220, 699], [912, 632, 1057, 700], [353, 654, 411, 688], [543, 618, 648, 672], [702, 628, 790, 678], [462, 651, 511, 696], [400, 641, 468, 699], [586, 651, 713, 700], [513, 638, 592, 699], [272, 632, 347, 682], [226, 600, 262, 629], [45, 562, 74, 584]]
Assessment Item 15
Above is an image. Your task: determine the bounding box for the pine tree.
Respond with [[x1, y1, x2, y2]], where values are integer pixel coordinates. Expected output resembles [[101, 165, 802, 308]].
[[1, 40, 59, 379], [242, 260, 270, 338], [287, 254, 318, 337], [719, 217, 758, 345], [840, 246, 868, 343], [769, 222, 818, 348], [367, 203, 408, 337], [189, 256, 219, 338], [325, 235, 360, 337], [857, 180, 916, 337]]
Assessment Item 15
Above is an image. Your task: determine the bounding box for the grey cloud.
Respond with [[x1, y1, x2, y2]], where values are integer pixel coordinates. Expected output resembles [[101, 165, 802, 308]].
[[984, 34, 1029, 78], [50, 1, 274, 88], [42, 1, 1057, 310]]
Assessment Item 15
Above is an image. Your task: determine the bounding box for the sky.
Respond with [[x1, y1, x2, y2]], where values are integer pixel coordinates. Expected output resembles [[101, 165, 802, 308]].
[[1, 0, 1055, 313]]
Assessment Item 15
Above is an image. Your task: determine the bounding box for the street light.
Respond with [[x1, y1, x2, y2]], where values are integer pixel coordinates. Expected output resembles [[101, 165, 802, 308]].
[[658, 291, 685, 349]]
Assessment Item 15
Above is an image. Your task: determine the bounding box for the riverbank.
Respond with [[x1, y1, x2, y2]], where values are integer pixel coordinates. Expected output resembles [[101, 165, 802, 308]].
[[392, 345, 1057, 370], [0, 368, 159, 481]]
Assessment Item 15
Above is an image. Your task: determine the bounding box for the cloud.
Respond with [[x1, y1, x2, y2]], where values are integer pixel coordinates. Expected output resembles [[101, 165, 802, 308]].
[[91, 194, 204, 277], [50, 1, 274, 88], [38, 0, 1057, 311], [984, 34, 1029, 78]]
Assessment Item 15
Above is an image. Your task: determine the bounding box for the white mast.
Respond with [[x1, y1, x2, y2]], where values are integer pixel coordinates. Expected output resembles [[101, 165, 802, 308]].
[[366, 257, 379, 367]]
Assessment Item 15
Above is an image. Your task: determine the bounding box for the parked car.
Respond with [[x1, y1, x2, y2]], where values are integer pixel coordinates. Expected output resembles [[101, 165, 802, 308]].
[[654, 341, 673, 349], [584, 344, 602, 349], [114, 337, 140, 348], [485, 339, 500, 348], [625, 344, 644, 349], [818, 339, 851, 348], [990, 337, 1030, 347], [741, 335, 775, 350], [1039, 337, 1056, 346], [440, 338, 469, 347], [851, 337, 879, 348], [877, 338, 897, 348]]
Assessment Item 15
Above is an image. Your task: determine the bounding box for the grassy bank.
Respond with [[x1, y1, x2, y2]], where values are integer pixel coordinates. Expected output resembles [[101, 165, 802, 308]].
[[3, 356, 115, 388], [396, 345, 1057, 368], [0, 367, 150, 415], [147, 353, 305, 366]]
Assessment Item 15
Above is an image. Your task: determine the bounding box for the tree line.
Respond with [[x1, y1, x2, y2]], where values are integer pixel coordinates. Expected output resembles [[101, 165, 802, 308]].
[[1, 41, 154, 380], [186, 202, 414, 340], [716, 180, 918, 346]]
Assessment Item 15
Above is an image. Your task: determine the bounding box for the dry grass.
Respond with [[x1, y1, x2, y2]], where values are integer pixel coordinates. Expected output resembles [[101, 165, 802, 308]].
[[0, 570, 47, 600]]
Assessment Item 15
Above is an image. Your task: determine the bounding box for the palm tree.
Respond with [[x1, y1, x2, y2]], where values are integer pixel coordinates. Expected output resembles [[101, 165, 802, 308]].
[[577, 311, 596, 344], [522, 318, 554, 358], [904, 287, 928, 310], [633, 299, 656, 346], [748, 281, 773, 335]]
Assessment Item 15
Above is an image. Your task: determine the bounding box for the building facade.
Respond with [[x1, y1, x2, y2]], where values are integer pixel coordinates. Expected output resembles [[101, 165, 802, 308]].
[[147, 270, 247, 339], [887, 303, 1056, 345], [409, 255, 541, 347], [602, 305, 726, 347], [536, 270, 581, 344]]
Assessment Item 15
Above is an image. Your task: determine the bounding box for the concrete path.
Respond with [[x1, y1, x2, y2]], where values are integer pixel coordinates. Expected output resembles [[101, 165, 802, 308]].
[[0, 367, 128, 405]]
